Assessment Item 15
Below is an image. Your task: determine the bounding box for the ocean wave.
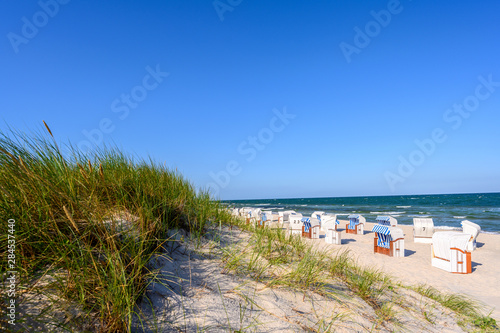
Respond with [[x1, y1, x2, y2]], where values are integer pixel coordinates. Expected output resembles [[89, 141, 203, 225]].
[[369, 211, 406, 215], [396, 206, 411, 208], [482, 231, 500, 235], [484, 208, 500, 212], [434, 226, 462, 230], [255, 203, 271, 206], [408, 215, 431, 218], [453, 216, 466, 219]]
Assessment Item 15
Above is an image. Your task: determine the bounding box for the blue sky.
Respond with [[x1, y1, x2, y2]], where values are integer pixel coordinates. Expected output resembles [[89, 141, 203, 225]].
[[2, 0, 499, 200]]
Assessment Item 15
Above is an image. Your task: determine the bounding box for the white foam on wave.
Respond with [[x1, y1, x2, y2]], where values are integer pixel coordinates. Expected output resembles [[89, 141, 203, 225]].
[[397, 206, 411, 208], [408, 215, 431, 218], [370, 211, 406, 215], [482, 231, 500, 235], [453, 216, 466, 219], [434, 226, 462, 231]]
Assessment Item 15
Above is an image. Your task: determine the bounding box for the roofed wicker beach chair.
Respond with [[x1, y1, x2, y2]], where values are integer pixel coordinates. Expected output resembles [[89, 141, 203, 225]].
[[372, 224, 405, 257], [301, 217, 320, 239], [258, 211, 273, 228], [279, 210, 297, 231], [323, 216, 341, 245], [375, 215, 397, 227], [311, 211, 326, 221], [243, 207, 261, 225], [461, 220, 481, 252], [431, 231, 472, 274], [413, 218, 435, 243], [346, 214, 366, 235], [320, 213, 339, 232], [240, 207, 254, 223], [289, 213, 304, 236], [230, 208, 240, 217]]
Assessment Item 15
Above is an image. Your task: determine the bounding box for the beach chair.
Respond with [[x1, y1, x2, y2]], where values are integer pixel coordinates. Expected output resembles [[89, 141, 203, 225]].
[[413, 218, 435, 243], [311, 211, 326, 220], [258, 211, 272, 228], [301, 217, 320, 239], [317, 213, 339, 232], [431, 232, 472, 274], [252, 208, 263, 225], [324, 218, 341, 245], [372, 223, 405, 257], [289, 213, 304, 236], [461, 220, 481, 252], [230, 208, 239, 217], [278, 210, 294, 225], [375, 215, 397, 227], [346, 214, 366, 235], [241, 207, 255, 224], [279, 210, 296, 231], [282, 210, 297, 222]]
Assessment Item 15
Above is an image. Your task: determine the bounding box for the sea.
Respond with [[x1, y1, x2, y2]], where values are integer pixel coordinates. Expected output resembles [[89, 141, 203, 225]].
[[225, 192, 500, 234]]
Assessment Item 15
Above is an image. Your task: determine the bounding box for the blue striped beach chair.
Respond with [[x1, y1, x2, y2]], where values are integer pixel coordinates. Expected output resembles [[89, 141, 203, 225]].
[[346, 214, 366, 235], [259, 211, 273, 228], [372, 219, 405, 257], [301, 217, 311, 238], [375, 215, 397, 226]]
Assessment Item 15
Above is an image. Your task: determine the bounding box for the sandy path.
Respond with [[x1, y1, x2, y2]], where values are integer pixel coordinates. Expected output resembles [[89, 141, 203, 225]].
[[314, 221, 500, 321]]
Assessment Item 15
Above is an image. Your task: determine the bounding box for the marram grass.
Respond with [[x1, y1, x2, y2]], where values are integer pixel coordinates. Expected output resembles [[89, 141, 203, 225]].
[[0, 124, 233, 332]]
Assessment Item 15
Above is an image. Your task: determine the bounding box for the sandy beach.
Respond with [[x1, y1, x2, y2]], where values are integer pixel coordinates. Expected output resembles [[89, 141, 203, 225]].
[[315, 220, 500, 321]]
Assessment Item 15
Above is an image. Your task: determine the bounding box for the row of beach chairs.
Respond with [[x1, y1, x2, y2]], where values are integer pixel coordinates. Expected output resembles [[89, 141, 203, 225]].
[[230, 208, 482, 274]]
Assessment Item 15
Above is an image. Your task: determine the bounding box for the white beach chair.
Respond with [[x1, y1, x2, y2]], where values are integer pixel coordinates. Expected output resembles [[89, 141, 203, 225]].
[[289, 213, 304, 236], [324, 217, 341, 245], [372, 224, 405, 257], [241, 207, 255, 223], [346, 214, 366, 235], [244, 208, 261, 225], [229, 208, 239, 217], [413, 218, 435, 243], [279, 210, 296, 231], [431, 231, 472, 274], [461, 220, 481, 252], [320, 214, 339, 232], [311, 211, 326, 220]]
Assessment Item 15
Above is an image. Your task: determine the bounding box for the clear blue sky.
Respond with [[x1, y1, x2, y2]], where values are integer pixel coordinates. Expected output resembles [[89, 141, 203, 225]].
[[2, 0, 499, 200]]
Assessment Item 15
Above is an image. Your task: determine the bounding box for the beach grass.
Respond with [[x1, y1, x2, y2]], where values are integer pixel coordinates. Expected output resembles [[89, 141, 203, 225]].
[[0, 124, 233, 331]]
